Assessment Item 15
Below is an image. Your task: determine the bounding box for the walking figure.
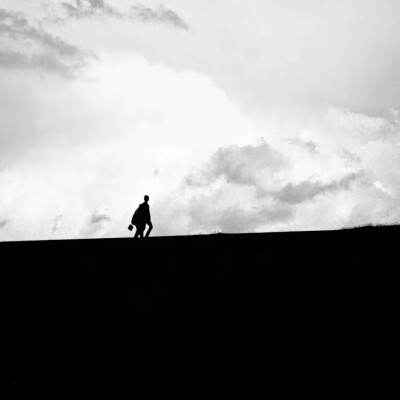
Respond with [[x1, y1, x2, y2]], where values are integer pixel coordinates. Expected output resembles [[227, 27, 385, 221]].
[[128, 195, 153, 238]]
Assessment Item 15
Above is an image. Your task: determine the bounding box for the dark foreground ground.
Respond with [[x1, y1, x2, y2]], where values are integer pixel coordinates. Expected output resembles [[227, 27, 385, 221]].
[[1, 226, 399, 399]]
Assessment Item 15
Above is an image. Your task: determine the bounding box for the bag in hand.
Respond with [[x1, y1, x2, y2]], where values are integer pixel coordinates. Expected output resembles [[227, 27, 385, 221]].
[[128, 224, 134, 231], [130, 204, 141, 226]]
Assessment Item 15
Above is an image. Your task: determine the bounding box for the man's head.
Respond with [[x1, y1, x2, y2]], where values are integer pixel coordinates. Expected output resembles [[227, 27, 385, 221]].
[[144, 195, 149, 202]]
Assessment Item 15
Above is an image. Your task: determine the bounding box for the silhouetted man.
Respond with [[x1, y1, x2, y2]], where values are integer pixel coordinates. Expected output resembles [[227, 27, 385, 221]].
[[132, 195, 153, 238]]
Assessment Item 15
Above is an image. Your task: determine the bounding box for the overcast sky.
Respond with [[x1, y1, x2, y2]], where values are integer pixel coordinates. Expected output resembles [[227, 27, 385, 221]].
[[1, 0, 400, 241]]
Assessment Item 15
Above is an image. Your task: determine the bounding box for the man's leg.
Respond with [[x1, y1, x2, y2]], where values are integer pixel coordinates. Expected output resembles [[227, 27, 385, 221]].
[[145, 221, 153, 237], [134, 226, 144, 238]]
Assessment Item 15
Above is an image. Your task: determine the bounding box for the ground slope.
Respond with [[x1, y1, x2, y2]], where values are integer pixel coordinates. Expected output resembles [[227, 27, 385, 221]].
[[1, 226, 399, 398]]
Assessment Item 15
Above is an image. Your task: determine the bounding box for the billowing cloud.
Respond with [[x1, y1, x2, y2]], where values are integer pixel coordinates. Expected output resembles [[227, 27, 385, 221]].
[[0, 8, 94, 76], [0, 219, 9, 229], [287, 138, 319, 155], [273, 173, 359, 205], [75, 210, 112, 239], [0, 1, 399, 241], [90, 211, 111, 225], [0, 52, 261, 241], [114, 0, 399, 117], [61, 1, 189, 30], [1, 91, 399, 240], [85, 0, 106, 8], [185, 142, 286, 188], [62, 0, 121, 19], [131, 4, 189, 30], [158, 107, 400, 234], [183, 189, 294, 234]]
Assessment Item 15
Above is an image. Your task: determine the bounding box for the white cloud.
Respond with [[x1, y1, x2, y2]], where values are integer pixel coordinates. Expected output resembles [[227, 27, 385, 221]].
[[0, 1, 399, 240], [51, 0, 191, 31], [0, 52, 262, 241], [108, 0, 400, 116], [163, 108, 400, 234], [0, 7, 95, 76], [131, 4, 189, 29], [1, 59, 399, 240]]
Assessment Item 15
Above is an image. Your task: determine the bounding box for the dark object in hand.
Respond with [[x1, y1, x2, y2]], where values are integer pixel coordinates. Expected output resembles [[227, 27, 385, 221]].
[[128, 224, 134, 231]]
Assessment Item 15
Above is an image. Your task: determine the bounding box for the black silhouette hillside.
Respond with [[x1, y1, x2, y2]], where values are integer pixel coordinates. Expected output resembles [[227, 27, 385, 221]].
[[1, 225, 400, 398]]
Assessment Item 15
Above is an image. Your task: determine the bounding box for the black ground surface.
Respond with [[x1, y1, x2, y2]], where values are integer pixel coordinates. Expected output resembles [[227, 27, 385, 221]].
[[1, 226, 399, 398]]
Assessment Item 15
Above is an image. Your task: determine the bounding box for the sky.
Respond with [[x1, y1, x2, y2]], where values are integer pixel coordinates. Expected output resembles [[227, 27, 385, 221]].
[[0, 0, 400, 241]]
